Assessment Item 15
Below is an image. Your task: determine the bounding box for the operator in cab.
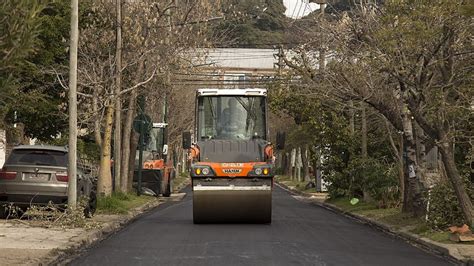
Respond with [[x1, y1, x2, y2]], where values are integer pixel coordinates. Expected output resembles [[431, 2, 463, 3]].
[[218, 98, 245, 139]]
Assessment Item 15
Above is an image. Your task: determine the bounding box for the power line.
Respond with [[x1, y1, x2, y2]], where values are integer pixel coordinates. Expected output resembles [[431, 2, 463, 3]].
[[211, 40, 308, 47], [172, 72, 278, 77], [153, 16, 224, 29]]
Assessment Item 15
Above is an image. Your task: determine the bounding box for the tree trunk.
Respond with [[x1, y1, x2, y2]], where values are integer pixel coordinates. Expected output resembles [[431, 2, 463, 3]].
[[120, 88, 137, 192], [301, 145, 310, 182], [398, 133, 404, 204], [312, 146, 322, 192], [97, 104, 114, 196], [93, 87, 102, 147], [349, 100, 355, 136], [113, 0, 123, 192], [401, 107, 423, 215], [385, 119, 404, 204], [361, 104, 367, 158], [127, 131, 138, 191], [439, 141, 474, 227], [361, 104, 372, 202]]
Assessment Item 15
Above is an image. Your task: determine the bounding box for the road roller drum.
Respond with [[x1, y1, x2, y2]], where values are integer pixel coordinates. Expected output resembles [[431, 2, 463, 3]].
[[192, 179, 272, 223]]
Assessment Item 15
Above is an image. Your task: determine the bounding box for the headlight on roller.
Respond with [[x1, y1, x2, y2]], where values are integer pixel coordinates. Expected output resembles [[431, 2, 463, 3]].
[[255, 168, 262, 175], [202, 168, 210, 175], [195, 168, 201, 175], [263, 168, 269, 175]]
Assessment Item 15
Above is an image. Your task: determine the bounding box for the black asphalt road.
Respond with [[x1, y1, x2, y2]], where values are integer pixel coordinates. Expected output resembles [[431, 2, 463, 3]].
[[72, 186, 452, 266]]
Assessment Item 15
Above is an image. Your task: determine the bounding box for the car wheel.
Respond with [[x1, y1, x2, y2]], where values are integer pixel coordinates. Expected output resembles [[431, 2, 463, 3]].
[[84, 190, 97, 218]]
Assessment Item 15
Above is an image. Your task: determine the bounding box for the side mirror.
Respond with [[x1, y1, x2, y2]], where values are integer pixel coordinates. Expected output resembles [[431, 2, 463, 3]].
[[182, 131, 192, 149], [276, 132, 286, 150]]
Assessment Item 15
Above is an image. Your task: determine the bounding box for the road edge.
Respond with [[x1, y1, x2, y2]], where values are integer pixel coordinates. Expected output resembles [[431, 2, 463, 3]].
[[275, 182, 472, 266], [40, 192, 187, 265]]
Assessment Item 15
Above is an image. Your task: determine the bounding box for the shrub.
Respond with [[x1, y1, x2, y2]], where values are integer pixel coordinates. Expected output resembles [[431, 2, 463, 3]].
[[426, 180, 473, 229], [325, 156, 400, 207]]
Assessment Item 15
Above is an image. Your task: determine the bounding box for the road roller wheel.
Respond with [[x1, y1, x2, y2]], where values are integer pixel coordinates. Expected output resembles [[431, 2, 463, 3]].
[[192, 188, 272, 224]]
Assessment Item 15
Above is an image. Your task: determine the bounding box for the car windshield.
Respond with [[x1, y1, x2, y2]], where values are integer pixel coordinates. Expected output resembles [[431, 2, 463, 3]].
[[6, 149, 68, 167], [197, 96, 266, 140]]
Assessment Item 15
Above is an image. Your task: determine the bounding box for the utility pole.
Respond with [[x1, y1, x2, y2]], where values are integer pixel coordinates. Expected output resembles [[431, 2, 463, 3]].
[[309, 0, 327, 71], [274, 45, 284, 75], [114, 0, 123, 192], [67, 0, 79, 207], [319, 0, 326, 72], [162, 1, 175, 164], [136, 95, 146, 196]]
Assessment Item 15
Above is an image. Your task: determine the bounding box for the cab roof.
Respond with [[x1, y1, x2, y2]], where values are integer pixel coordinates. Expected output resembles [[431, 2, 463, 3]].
[[197, 88, 267, 96]]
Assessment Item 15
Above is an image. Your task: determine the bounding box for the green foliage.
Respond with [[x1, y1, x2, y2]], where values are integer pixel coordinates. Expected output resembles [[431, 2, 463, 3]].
[[325, 0, 384, 14], [2, 1, 94, 140], [42, 135, 100, 163], [427, 180, 474, 229], [212, 0, 288, 47], [461, 2, 474, 16], [10, 2, 71, 140], [0, 1, 45, 121], [270, 82, 399, 207], [352, 158, 399, 207], [97, 193, 154, 214], [0, 1, 44, 72], [325, 157, 399, 208], [97, 193, 133, 214]]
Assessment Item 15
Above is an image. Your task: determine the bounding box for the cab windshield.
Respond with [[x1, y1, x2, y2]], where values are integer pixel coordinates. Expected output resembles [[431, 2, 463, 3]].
[[197, 96, 266, 140], [144, 127, 164, 152]]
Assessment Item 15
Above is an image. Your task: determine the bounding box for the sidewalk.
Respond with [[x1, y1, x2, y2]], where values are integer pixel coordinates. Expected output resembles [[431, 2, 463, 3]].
[[276, 181, 474, 265], [0, 192, 186, 265]]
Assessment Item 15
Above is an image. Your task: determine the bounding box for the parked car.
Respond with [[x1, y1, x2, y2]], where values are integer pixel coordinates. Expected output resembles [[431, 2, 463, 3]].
[[0, 145, 97, 218]]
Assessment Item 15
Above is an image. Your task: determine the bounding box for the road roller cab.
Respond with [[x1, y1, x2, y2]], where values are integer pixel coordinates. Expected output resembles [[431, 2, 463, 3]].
[[134, 122, 174, 197], [184, 88, 284, 223]]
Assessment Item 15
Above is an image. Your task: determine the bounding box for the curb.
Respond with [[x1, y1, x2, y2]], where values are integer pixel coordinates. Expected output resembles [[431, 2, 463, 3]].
[[275, 181, 472, 266], [41, 193, 186, 265]]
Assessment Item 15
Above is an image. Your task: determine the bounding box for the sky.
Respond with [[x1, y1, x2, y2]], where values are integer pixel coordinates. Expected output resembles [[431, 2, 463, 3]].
[[283, 0, 320, 19]]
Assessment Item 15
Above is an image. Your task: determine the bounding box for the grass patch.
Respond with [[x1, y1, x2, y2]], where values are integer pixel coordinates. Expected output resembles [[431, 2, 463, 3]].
[[327, 197, 379, 213], [329, 197, 423, 228], [275, 175, 316, 193], [97, 192, 155, 214], [328, 197, 455, 243], [411, 224, 453, 244], [173, 172, 190, 193], [422, 231, 451, 243]]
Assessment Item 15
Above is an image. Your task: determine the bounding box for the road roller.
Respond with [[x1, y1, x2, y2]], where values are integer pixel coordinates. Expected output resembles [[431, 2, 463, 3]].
[[183, 88, 284, 223]]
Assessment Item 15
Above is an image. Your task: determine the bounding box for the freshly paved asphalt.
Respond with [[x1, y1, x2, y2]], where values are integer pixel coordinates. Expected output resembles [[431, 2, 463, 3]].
[[72, 186, 452, 266]]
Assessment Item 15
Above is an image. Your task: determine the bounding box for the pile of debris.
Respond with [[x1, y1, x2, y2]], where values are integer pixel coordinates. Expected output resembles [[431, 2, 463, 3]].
[[449, 224, 474, 242]]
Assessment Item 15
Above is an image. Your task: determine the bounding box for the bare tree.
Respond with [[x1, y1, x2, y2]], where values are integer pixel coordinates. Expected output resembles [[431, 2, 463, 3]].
[[280, 1, 473, 224], [75, 0, 222, 196]]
